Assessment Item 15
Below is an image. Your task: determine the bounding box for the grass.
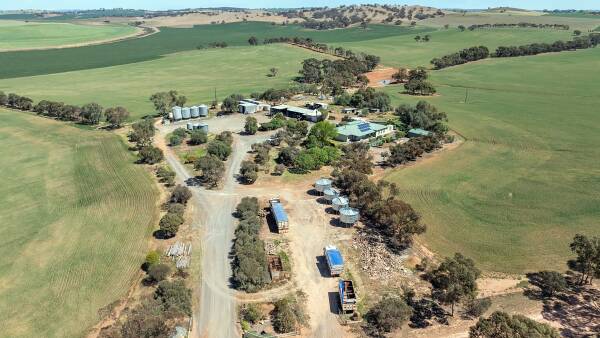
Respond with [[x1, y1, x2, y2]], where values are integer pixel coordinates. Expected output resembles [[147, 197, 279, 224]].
[[0, 109, 159, 337], [0, 22, 426, 79], [0, 20, 137, 51], [0, 44, 335, 120], [337, 27, 574, 68], [382, 48, 600, 273]]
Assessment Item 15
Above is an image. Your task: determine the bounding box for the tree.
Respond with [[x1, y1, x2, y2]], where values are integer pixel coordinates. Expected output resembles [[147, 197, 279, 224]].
[[244, 116, 258, 135], [395, 101, 448, 134], [469, 311, 560, 338], [159, 213, 183, 237], [464, 297, 492, 318], [248, 36, 258, 45], [0, 91, 7, 106], [130, 118, 155, 148], [405, 79, 436, 95], [221, 93, 244, 113], [120, 299, 170, 338], [458, 25, 466, 31], [189, 130, 208, 145], [80, 103, 103, 125], [535, 271, 567, 297], [336, 142, 374, 175], [171, 185, 192, 204], [392, 68, 410, 83], [277, 146, 300, 167], [167, 203, 185, 216], [305, 121, 337, 148], [414, 35, 421, 42], [269, 67, 279, 77], [365, 296, 412, 334], [105, 106, 129, 128], [429, 253, 481, 316], [299, 58, 323, 83], [239, 160, 259, 184], [569, 234, 599, 285], [423, 34, 431, 42], [150, 90, 187, 117], [144, 250, 161, 270], [169, 133, 183, 146], [138, 146, 164, 164], [207, 140, 232, 160], [241, 304, 264, 324], [147, 263, 171, 283], [195, 154, 225, 188], [155, 280, 192, 316], [573, 29, 582, 36]]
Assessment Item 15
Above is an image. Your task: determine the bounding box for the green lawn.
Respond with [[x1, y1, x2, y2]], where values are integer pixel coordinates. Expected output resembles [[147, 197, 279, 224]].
[[0, 44, 335, 120], [0, 20, 138, 51], [0, 22, 426, 79], [337, 27, 574, 68], [0, 109, 159, 337], [383, 48, 600, 273]]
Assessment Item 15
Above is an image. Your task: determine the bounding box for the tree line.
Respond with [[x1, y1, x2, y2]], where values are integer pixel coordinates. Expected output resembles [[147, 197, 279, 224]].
[[466, 22, 570, 31], [0, 91, 130, 128], [299, 55, 380, 94], [431, 33, 600, 68], [334, 87, 392, 111]]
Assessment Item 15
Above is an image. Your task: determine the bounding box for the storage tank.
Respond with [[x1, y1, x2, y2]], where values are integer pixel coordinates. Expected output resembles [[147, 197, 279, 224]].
[[186, 122, 193, 130], [332, 196, 349, 211], [198, 104, 208, 117], [339, 207, 360, 226], [190, 106, 200, 118], [172, 106, 182, 121], [198, 123, 209, 133], [181, 107, 191, 119], [315, 178, 332, 194], [323, 187, 338, 202]]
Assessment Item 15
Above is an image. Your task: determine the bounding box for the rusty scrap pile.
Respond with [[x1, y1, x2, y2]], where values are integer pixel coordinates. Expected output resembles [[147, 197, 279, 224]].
[[352, 231, 412, 281]]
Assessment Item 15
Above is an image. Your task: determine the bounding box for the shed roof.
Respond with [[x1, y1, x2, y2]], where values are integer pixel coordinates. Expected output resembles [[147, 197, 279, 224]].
[[271, 202, 288, 223], [408, 128, 432, 137], [336, 120, 387, 137]]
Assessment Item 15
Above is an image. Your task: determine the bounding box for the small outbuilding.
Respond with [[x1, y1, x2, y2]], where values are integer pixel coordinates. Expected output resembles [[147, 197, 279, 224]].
[[407, 128, 433, 138]]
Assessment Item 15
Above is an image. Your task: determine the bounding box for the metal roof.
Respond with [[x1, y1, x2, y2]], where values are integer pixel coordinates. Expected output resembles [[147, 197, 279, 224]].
[[271, 202, 288, 223], [408, 128, 432, 137], [336, 120, 388, 137]]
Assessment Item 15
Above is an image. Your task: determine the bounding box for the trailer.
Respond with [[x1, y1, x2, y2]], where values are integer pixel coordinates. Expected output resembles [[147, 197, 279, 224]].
[[324, 245, 344, 277], [338, 280, 357, 313], [269, 198, 289, 233]]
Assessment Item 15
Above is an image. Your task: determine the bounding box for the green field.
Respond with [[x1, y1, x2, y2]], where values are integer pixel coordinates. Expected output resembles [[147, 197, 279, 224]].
[[0, 22, 426, 79], [383, 48, 600, 273], [337, 27, 573, 68], [0, 109, 159, 337], [0, 20, 138, 51], [0, 44, 335, 120]]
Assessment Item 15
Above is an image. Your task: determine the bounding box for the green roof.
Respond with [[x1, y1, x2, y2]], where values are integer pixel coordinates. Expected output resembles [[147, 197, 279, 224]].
[[336, 120, 387, 137], [408, 128, 432, 137]]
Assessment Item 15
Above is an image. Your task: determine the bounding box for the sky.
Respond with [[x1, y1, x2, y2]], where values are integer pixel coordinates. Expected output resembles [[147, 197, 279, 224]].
[[0, 0, 598, 11]]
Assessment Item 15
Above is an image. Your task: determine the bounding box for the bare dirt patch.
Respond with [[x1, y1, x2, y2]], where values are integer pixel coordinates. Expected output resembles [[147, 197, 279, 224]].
[[143, 11, 289, 27], [366, 67, 397, 88]]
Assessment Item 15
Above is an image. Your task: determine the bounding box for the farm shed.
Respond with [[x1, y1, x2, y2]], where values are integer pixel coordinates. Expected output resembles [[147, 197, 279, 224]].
[[335, 120, 394, 142], [270, 105, 323, 122], [269, 198, 289, 233], [407, 128, 432, 138]]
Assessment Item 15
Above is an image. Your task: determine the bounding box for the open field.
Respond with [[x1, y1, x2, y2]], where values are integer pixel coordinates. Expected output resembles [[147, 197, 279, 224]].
[[383, 48, 600, 273], [0, 109, 159, 337], [0, 44, 335, 120], [421, 11, 600, 30], [0, 20, 138, 51], [337, 27, 575, 68], [0, 22, 426, 79]]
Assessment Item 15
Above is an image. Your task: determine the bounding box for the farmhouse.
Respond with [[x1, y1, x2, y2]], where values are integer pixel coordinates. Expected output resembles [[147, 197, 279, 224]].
[[335, 120, 394, 142], [270, 104, 323, 122], [407, 128, 433, 138]]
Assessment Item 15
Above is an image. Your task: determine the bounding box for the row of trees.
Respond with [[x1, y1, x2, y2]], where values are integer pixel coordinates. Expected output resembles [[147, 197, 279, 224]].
[[129, 118, 164, 164], [431, 46, 490, 69], [334, 87, 392, 111], [231, 197, 271, 292], [158, 185, 192, 238], [193, 131, 233, 188], [0, 91, 130, 127], [466, 22, 570, 31], [494, 34, 600, 57], [392, 68, 437, 96], [386, 135, 443, 166]]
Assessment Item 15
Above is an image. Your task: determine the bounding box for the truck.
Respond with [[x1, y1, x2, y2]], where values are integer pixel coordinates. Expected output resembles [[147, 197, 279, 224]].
[[338, 279, 357, 313], [269, 198, 289, 233], [324, 245, 344, 277]]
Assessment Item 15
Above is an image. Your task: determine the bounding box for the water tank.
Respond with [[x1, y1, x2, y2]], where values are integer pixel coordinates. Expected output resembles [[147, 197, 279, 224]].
[[339, 207, 360, 225], [198, 104, 208, 117], [186, 122, 193, 130], [332, 196, 349, 211], [172, 106, 182, 121], [198, 123, 209, 133], [181, 107, 191, 119], [315, 178, 332, 193], [323, 188, 338, 202], [190, 106, 200, 118]]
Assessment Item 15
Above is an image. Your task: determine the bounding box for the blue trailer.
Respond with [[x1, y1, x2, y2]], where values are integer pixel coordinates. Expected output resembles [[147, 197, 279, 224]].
[[324, 245, 344, 276], [270, 198, 289, 233], [339, 280, 357, 313]]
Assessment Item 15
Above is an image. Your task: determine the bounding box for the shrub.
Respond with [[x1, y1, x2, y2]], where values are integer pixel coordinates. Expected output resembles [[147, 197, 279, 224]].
[[138, 146, 164, 164], [170, 185, 192, 204], [240, 304, 264, 324], [144, 250, 161, 269], [147, 263, 171, 283], [167, 203, 185, 216], [274, 164, 286, 175], [365, 296, 412, 334], [169, 134, 183, 146], [155, 280, 192, 316], [159, 213, 184, 238], [188, 130, 207, 145], [207, 140, 232, 160], [240, 160, 259, 184], [464, 298, 492, 318]]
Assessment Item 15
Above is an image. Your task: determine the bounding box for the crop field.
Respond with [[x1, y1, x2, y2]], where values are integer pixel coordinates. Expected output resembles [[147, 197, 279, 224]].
[[0, 20, 138, 51], [0, 110, 159, 337], [0, 22, 427, 79], [337, 28, 574, 68], [383, 48, 600, 273], [0, 44, 335, 120]]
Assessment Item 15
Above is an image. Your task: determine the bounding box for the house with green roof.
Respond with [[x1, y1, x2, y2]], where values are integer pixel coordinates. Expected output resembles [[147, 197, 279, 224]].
[[335, 120, 395, 142]]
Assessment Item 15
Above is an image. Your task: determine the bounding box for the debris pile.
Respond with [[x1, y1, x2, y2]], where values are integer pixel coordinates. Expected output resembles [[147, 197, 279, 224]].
[[352, 231, 412, 281], [166, 241, 192, 269]]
